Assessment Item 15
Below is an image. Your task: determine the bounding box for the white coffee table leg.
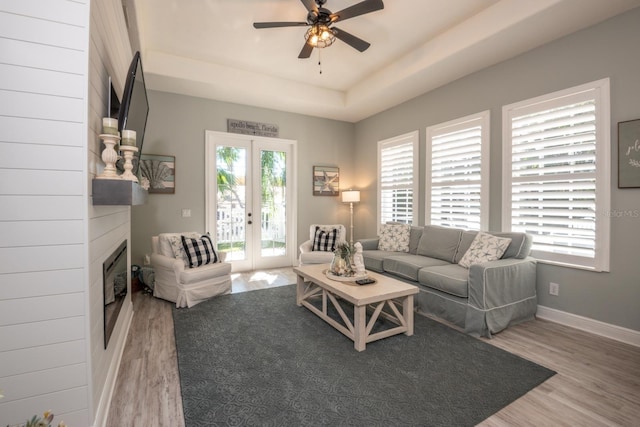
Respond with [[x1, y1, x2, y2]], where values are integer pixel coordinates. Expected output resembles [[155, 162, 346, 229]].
[[296, 274, 305, 306], [353, 304, 367, 351], [404, 295, 414, 336]]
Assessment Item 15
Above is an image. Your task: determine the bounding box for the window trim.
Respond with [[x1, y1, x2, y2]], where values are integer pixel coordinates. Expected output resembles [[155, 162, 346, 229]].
[[377, 131, 419, 227], [501, 78, 611, 271], [425, 111, 490, 230]]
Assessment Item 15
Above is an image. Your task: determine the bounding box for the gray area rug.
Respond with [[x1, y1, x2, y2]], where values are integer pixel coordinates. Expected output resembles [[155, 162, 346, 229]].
[[173, 285, 555, 426]]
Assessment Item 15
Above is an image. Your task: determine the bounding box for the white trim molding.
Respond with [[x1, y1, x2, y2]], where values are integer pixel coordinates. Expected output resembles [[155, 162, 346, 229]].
[[536, 305, 640, 348]]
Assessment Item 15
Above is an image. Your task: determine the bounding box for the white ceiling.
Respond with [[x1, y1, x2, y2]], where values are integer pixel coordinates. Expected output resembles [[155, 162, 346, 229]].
[[130, 0, 639, 122]]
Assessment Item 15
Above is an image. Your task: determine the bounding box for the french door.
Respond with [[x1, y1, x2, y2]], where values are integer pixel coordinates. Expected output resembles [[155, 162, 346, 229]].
[[205, 131, 296, 272]]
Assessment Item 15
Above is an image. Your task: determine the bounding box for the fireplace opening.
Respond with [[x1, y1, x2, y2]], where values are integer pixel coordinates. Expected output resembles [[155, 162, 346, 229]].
[[103, 240, 128, 349]]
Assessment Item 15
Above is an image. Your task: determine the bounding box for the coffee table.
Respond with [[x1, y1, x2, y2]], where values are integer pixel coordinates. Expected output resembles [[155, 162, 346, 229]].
[[294, 263, 419, 351]]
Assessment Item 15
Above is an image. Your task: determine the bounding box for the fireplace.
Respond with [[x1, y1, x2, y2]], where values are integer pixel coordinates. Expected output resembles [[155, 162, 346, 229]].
[[103, 240, 128, 348]]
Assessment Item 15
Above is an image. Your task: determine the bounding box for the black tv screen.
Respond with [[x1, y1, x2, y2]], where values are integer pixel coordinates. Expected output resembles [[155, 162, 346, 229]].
[[118, 51, 149, 176], [108, 76, 120, 119]]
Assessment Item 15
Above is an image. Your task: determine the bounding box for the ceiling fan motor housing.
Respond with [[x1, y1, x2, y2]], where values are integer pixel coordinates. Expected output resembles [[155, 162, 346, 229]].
[[307, 8, 333, 26]]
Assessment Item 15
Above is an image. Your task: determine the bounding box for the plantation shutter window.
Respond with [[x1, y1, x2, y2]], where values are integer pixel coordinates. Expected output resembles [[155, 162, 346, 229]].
[[378, 131, 419, 225], [426, 111, 490, 230], [502, 79, 610, 271]]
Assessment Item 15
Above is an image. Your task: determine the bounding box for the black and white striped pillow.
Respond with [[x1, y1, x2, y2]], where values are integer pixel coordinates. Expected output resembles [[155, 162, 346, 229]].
[[312, 226, 338, 252], [181, 234, 219, 268]]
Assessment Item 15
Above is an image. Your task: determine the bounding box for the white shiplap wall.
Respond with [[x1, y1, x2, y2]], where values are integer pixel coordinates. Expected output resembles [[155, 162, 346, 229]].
[[0, 0, 91, 425], [87, 0, 134, 425], [0, 0, 135, 425]]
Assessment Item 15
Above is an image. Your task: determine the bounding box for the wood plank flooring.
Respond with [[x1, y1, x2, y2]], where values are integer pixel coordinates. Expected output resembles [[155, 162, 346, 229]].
[[106, 268, 640, 426]]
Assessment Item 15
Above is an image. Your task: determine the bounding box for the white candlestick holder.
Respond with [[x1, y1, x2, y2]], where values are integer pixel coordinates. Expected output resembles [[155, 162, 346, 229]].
[[96, 134, 121, 179], [119, 145, 139, 183]]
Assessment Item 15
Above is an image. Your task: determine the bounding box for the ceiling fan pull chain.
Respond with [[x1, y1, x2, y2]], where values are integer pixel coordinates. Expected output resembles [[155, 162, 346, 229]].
[[318, 49, 322, 74]]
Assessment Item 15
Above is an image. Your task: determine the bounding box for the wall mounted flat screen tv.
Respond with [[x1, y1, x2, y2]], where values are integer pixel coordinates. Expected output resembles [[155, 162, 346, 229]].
[[108, 75, 120, 119], [118, 51, 149, 176]]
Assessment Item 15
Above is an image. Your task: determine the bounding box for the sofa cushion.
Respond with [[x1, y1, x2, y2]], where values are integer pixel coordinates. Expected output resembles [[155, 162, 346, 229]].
[[158, 232, 203, 267], [458, 232, 511, 268], [378, 223, 411, 252], [453, 231, 532, 262], [312, 226, 337, 252], [385, 223, 423, 254], [418, 264, 470, 298], [158, 232, 200, 258], [416, 225, 462, 263], [409, 226, 423, 254], [178, 261, 231, 284], [362, 250, 399, 273], [453, 230, 479, 264], [383, 255, 450, 281], [491, 232, 532, 259]]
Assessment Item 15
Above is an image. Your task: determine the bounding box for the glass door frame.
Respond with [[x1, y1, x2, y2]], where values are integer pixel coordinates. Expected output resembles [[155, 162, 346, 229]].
[[205, 130, 298, 272]]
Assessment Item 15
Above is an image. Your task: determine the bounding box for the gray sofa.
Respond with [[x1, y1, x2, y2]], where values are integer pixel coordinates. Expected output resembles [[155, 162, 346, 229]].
[[359, 225, 537, 337]]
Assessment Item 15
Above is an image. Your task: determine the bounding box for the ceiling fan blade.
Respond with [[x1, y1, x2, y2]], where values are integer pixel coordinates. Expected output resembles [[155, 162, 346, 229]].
[[332, 27, 371, 52], [330, 0, 384, 23], [253, 22, 308, 29], [298, 42, 314, 59], [300, 0, 318, 13]]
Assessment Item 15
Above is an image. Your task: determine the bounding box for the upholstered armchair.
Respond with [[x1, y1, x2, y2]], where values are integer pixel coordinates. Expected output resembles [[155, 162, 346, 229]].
[[298, 224, 346, 265], [151, 232, 232, 308]]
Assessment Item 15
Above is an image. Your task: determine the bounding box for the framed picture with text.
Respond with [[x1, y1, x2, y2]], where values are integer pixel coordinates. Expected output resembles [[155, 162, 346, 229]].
[[313, 166, 339, 196], [618, 119, 640, 188]]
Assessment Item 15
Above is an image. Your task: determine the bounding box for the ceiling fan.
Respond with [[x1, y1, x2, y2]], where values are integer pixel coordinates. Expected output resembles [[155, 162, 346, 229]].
[[253, 0, 384, 59]]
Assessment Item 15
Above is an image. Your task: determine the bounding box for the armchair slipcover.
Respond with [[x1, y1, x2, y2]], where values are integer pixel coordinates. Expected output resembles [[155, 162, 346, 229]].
[[298, 224, 346, 265], [151, 233, 232, 308]]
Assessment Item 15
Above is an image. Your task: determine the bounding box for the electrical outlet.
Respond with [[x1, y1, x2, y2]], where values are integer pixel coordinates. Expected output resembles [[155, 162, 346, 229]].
[[181, 209, 191, 218], [549, 282, 560, 296]]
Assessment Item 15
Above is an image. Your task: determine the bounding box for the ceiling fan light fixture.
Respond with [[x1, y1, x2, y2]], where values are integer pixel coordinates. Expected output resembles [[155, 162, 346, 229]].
[[305, 24, 335, 48]]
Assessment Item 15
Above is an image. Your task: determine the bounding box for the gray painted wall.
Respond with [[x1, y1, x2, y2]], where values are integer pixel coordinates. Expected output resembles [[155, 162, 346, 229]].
[[132, 9, 640, 333], [131, 93, 356, 267], [354, 9, 640, 331]]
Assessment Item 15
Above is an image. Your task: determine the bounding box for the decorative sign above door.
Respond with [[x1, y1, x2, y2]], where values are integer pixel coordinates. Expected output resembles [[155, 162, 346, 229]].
[[227, 119, 279, 138]]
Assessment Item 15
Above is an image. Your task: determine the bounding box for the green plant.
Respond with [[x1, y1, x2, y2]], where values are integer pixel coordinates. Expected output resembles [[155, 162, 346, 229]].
[[8, 411, 66, 427], [334, 242, 351, 258]]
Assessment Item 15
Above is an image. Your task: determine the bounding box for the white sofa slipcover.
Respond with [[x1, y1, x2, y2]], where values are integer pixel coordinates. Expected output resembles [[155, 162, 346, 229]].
[[298, 224, 346, 265], [151, 233, 232, 308]]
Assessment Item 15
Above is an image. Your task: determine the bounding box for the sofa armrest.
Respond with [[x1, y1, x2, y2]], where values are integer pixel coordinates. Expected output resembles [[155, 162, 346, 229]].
[[467, 257, 537, 311], [358, 238, 379, 251], [151, 252, 184, 275], [299, 239, 313, 254]]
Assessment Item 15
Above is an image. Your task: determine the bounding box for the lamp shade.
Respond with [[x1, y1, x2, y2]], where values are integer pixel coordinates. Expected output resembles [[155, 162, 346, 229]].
[[342, 190, 360, 203]]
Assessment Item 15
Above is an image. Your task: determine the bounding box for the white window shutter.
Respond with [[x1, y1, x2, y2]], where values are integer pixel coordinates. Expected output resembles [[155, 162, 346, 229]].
[[503, 79, 610, 271], [378, 131, 419, 225], [426, 111, 490, 230]]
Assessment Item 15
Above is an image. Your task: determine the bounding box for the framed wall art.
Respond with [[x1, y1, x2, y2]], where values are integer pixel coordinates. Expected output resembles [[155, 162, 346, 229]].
[[139, 154, 175, 194], [313, 166, 339, 196], [618, 119, 640, 188]]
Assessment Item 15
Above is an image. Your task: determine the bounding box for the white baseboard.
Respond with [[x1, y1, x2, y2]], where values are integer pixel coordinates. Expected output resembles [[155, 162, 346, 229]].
[[536, 305, 640, 348]]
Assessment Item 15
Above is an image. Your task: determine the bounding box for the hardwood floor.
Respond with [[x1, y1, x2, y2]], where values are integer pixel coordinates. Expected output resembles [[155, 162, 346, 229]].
[[106, 268, 640, 426]]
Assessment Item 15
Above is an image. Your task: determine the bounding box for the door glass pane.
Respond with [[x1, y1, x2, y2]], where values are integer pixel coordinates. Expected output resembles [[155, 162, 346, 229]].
[[216, 146, 247, 261], [260, 150, 287, 257]]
